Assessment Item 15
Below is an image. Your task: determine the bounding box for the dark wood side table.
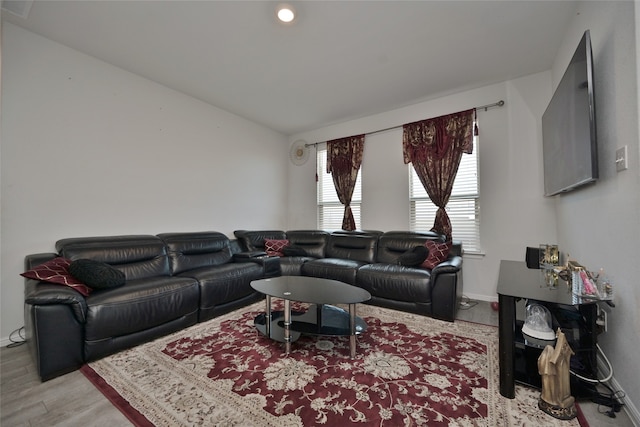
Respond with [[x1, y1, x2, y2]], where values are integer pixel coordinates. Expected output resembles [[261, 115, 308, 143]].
[[497, 260, 602, 398]]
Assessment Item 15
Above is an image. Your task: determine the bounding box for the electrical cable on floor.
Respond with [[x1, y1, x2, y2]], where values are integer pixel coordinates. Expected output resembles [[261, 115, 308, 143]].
[[569, 342, 625, 416], [459, 295, 478, 310], [593, 382, 625, 418], [6, 326, 26, 348]]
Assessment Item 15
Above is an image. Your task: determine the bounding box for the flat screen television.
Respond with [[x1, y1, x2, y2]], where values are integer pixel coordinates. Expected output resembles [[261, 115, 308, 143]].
[[542, 30, 598, 196]]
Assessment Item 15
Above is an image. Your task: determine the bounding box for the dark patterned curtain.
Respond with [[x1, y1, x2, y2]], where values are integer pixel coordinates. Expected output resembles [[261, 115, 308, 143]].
[[326, 135, 365, 231], [402, 109, 475, 240]]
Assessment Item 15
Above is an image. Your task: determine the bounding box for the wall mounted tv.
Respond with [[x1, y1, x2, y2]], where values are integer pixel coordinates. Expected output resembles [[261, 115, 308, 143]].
[[542, 29, 598, 196]]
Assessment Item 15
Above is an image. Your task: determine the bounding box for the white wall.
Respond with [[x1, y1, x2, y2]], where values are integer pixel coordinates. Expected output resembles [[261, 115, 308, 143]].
[[0, 23, 289, 340], [288, 1, 640, 416], [287, 72, 558, 301], [551, 1, 640, 417]]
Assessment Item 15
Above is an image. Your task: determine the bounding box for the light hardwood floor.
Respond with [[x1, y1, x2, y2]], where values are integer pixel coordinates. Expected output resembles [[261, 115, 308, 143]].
[[1, 301, 633, 426]]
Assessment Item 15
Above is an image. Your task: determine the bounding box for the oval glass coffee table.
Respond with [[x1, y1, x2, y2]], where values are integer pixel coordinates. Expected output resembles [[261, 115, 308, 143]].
[[251, 276, 371, 358]]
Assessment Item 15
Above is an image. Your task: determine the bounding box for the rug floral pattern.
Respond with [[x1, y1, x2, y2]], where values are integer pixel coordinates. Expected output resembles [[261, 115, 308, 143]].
[[85, 302, 582, 426]]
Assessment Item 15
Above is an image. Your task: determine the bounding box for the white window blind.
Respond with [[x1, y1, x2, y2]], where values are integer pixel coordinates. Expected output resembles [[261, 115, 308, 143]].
[[409, 137, 481, 253], [317, 148, 362, 230]]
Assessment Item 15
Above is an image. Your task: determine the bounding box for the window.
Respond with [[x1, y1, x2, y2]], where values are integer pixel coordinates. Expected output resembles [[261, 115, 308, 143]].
[[317, 148, 362, 230], [409, 137, 480, 253]]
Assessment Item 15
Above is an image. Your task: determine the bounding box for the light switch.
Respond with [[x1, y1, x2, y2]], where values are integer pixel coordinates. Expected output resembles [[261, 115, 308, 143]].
[[615, 146, 628, 172]]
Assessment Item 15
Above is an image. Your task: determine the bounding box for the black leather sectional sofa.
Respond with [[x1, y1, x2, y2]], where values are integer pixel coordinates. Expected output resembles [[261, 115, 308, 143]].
[[23, 229, 462, 381]]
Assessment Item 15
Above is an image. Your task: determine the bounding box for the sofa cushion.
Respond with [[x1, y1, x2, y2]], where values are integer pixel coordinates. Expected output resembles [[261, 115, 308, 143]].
[[69, 259, 126, 290], [265, 239, 290, 257], [301, 258, 366, 285], [21, 257, 92, 296], [179, 262, 264, 322], [279, 256, 315, 276], [397, 246, 428, 267], [84, 276, 200, 343], [356, 264, 432, 303], [421, 240, 452, 270]]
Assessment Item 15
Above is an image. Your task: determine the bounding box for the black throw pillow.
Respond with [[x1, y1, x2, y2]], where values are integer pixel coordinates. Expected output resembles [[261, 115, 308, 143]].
[[397, 245, 429, 267], [282, 246, 308, 257], [69, 259, 126, 290]]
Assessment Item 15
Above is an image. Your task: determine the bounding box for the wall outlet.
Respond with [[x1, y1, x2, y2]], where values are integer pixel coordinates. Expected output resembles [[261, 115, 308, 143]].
[[615, 146, 628, 172]]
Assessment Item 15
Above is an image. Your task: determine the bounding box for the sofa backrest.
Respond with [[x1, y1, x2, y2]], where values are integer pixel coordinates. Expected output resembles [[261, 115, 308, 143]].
[[376, 231, 463, 264], [157, 232, 232, 274], [55, 235, 170, 280], [374, 231, 441, 264], [233, 230, 287, 252], [330, 229, 383, 237], [285, 230, 329, 258], [325, 233, 378, 263]]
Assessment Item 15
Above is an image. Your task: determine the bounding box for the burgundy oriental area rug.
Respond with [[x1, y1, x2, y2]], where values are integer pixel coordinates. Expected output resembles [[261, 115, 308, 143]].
[[81, 301, 587, 426]]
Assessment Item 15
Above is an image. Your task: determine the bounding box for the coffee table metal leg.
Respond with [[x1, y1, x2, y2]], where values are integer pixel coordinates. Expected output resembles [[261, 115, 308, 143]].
[[284, 299, 291, 354], [349, 303, 356, 358], [265, 295, 271, 338], [316, 303, 323, 326]]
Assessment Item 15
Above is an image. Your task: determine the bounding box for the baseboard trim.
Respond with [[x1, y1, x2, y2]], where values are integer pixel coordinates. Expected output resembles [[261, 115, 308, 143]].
[[462, 293, 497, 303], [0, 336, 11, 348], [607, 375, 640, 426], [598, 352, 640, 426]]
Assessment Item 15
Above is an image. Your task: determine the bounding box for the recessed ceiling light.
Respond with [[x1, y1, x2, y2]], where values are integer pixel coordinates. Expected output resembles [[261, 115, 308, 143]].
[[277, 4, 295, 23]]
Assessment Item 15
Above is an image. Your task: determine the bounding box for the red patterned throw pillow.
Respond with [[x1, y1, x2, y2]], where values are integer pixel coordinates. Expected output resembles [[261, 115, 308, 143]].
[[264, 239, 290, 257], [421, 240, 452, 270], [21, 257, 92, 296]]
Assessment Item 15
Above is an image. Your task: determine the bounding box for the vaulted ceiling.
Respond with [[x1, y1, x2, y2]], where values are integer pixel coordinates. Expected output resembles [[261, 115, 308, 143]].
[[3, 1, 579, 135]]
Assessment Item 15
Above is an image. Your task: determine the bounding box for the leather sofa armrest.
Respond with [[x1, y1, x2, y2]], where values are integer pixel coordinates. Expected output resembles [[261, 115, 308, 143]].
[[24, 257, 87, 380], [430, 255, 462, 275], [24, 279, 88, 324], [429, 255, 463, 322]]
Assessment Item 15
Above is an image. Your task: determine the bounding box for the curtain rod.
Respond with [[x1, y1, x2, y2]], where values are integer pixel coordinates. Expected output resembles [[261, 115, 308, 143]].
[[304, 100, 505, 147]]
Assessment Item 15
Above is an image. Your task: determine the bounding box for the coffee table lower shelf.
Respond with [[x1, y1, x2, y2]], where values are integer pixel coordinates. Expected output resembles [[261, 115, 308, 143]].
[[254, 304, 367, 356]]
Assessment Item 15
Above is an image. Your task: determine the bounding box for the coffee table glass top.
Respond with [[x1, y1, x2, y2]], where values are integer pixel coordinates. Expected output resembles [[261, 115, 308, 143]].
[[251, 276, 371, 304]]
